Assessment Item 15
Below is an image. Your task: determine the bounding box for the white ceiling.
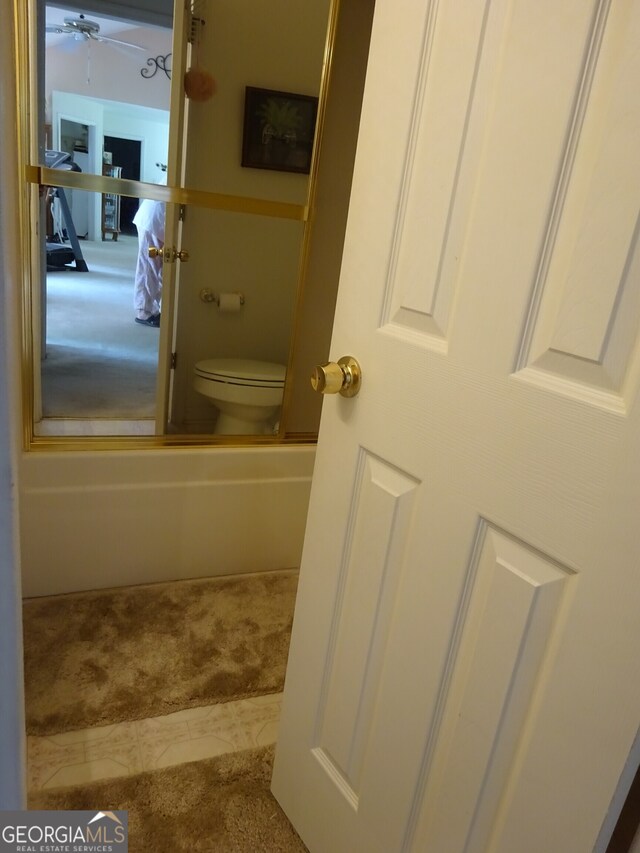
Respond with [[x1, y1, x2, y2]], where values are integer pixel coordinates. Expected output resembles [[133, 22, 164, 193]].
[[45, 6, 141, 48], [46, 0, 172, 30]]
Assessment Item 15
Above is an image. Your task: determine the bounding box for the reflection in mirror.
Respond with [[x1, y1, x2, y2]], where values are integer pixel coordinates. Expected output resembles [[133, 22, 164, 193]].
[[42, 3, 172, 184], [169, 207, 305, 435], [27, 0, 374, 442], [168, 0, 331, 436], [34, 2, 174, 435], [35, 187, 173, 437], [33, 0, 334, 440]]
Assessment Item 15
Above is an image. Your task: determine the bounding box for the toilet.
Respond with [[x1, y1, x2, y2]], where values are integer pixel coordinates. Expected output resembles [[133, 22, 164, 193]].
[[193, 358, 286, 434]]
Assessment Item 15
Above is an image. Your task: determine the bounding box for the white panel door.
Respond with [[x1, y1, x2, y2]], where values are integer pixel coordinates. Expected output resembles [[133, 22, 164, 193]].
[[272, 1, 640, 851]]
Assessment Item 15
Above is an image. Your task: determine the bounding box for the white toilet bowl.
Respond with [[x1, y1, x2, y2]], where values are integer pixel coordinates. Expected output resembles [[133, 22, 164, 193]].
[[193, 358, 286, 434]]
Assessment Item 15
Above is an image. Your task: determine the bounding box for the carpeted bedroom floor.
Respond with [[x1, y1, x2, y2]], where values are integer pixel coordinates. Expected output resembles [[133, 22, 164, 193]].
[[43, 235, 158, 419]]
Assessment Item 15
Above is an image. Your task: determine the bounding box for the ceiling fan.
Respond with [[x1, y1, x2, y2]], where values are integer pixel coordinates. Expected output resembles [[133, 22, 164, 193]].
[[45, 13, 145, 51]]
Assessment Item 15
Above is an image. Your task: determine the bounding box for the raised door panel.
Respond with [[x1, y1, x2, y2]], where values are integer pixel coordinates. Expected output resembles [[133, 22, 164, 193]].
[[412, 523, 574, 851], [380, 0, 507, 351], [314, 451, 420, 802], [516, 0, 640, 412]]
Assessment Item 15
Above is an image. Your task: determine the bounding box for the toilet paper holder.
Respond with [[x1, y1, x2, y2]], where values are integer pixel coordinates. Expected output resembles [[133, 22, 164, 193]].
[[200, 289, 245, 306]]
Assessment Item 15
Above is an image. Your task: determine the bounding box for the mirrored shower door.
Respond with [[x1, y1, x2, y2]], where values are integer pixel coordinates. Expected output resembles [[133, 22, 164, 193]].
[[29, 0, 333, 440], [33, 0, 185, 437]]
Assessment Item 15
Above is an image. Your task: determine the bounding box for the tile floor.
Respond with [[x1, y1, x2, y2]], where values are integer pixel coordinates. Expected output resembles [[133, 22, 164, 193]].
[[28, 693, 282, 793]]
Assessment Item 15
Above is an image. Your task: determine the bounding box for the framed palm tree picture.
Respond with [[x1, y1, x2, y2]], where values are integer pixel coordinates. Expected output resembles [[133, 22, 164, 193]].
[[241, 86, 319, 174]]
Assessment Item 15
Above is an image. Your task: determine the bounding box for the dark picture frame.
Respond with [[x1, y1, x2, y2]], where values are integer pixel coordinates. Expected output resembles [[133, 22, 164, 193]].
[[241, 86, 319, 174]]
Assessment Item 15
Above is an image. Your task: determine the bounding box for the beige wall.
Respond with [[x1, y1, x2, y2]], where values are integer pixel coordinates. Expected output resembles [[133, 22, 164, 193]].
[[183, 0, 331, 202]]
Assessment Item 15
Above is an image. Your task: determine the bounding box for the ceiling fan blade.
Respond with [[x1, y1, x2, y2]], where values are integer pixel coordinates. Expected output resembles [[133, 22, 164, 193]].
[[91, 34, 146, 51], [56, 39, 85, 55]]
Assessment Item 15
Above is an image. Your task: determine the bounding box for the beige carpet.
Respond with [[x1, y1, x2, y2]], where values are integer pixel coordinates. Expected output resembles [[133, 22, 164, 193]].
[[28, 745, 307, 852], [42, 343, 157, 417], [43, 236, 158, 419], [23, 572, 297, 736]]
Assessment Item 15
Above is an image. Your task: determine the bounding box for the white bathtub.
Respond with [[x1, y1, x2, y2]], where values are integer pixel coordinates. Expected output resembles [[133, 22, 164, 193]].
[[20, 445, 315, 597]]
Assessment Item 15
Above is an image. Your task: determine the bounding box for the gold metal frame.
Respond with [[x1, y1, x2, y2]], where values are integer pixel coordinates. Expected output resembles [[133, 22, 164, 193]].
[[16, 0, 340, 451], [281, 0, 341, 426], [26, 167, 308, 222], [14, 0, 36, 451]]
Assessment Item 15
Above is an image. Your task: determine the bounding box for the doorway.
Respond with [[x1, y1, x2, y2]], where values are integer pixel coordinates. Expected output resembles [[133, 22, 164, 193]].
[[103, 135, 142, 235], [58, 118, 92, 240]]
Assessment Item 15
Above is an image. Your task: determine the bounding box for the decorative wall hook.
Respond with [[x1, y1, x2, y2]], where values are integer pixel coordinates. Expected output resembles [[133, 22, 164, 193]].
[[189, 15, 206, 45], [141, 54, 172, 80]]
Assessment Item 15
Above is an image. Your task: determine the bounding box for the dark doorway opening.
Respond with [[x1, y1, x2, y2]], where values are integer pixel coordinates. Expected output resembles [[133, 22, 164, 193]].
[[103, 136, 142, 235]]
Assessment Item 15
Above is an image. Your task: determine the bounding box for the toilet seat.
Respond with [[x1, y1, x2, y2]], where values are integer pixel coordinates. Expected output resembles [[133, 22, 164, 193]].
[[194, 358, 286, 388], [193, 358, 286, 434]]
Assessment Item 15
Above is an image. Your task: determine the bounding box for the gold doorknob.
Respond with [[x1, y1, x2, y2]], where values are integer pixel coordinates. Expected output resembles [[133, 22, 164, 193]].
[[147, 247, 189, 262], [311, 356, 361, 397]]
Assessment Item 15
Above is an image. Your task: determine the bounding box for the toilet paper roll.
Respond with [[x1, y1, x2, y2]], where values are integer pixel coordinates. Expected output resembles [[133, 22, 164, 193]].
[[217, 292, 242, 313]]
